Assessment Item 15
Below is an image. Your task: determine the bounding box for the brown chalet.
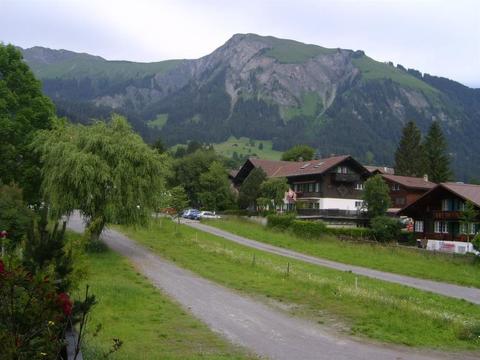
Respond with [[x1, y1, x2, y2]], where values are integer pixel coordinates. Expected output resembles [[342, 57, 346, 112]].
[[380, 174, 436, 210], [399, 182, 480, 246], [232, 155, 371, 225]]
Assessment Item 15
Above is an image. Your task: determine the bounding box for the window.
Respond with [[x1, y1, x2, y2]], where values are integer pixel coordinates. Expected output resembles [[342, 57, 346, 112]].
[[391, 184, 400, 191], [308, 183, 314, 192], [442, 198, 465, 211], [434, 221, 448, 233], [355, 201, 363, 208], [294, 182, 318, 193], [293, 184, 298, 192], [355, 183, 364, 190], [414, 220, 424, 232], [337, 166, 348, 174], [395, 197, 406, 206], [461, 223, 479, 234], [315, 182, 320, 192]]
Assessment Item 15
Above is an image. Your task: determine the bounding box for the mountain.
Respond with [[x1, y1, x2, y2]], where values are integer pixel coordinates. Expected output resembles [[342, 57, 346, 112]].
[[19, 34, 480, 180]]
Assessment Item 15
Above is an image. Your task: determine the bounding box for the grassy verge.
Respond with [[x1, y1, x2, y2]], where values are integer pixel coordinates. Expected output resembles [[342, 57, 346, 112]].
[[71, 232, 255, 360], [204, 217, 480, 289], [118, 219, 480, 351]]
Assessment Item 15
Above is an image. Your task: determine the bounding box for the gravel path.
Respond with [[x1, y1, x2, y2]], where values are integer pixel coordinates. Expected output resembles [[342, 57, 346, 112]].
[[186, 221, 480, 305], [68, 214, 476, 360]]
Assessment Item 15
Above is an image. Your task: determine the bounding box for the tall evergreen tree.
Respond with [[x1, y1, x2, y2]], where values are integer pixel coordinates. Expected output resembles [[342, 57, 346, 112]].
[[424, 121, 452, 183], [394, 121, 425, 177]]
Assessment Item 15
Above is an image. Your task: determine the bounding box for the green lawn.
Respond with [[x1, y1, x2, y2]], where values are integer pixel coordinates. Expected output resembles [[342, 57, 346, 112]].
[[205, 217, 480, 289], [118, 219, 480, 351], [75, 235, 255, 359]]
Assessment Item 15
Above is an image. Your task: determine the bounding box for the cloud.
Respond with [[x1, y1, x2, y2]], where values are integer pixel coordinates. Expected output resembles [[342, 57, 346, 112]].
[[1, 0, 479, 87]]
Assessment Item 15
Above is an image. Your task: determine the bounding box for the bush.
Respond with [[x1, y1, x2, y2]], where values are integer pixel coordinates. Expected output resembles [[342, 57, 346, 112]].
[[370, 216, 401, 242], [0, 259, 70, 358], [328, 227, 374, 240], [472, 233, 480, 252], [290, 220, 327, 239], [266, 214, 296, 229]]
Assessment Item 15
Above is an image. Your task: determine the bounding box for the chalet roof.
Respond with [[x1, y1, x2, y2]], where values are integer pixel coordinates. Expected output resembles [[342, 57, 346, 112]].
[[381, 174, 436, 190], [441, 182, 480, 207], [365, 165, 395, 175], [399, 182, 480, 216], [248, 155, 363, 178]]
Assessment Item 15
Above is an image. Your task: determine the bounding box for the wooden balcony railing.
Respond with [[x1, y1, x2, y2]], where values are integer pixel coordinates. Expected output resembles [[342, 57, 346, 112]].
[[297, 208, 368, 219], [432, 211, 463, 220]]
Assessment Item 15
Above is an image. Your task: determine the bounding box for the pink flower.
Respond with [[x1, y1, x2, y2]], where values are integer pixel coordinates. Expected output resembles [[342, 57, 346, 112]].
[[0, 260, 4, 274]]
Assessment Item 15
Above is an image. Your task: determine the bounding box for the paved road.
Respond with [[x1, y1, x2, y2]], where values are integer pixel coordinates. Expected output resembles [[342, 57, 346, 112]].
[[68, 214, 475, 360], [185, 221, 480, 305]]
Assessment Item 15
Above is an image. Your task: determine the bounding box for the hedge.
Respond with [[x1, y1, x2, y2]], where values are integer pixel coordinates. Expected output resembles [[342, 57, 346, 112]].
[[266, 214, 374, 241], [266, 214, 296, 229], [290, 220, 327, 239], [327, 227, 374, 239]]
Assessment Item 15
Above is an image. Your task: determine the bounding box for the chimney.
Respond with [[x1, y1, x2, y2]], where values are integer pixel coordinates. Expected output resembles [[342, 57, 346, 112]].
[[423, 174, 429, 182]]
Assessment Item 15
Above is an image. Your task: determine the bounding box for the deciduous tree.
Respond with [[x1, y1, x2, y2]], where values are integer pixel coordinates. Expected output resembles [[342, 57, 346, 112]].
[[281, 145, 315, 162], [0, 44, 55, 203], [260, 177, 289, 210], [362, 175, 391, 218], [198, 161, 234, 211], [34, 115, 170, 242]]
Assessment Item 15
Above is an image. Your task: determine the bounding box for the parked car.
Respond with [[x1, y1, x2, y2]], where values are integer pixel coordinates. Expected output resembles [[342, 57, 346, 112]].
[[197, 211, 221, 220], [187, 209, 201, 220], [182, 209, 199, 218]]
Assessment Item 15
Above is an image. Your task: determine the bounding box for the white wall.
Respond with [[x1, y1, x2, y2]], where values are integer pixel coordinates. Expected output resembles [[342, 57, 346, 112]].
[[319, 198, 362, 211], [297, 198, 363, 211]]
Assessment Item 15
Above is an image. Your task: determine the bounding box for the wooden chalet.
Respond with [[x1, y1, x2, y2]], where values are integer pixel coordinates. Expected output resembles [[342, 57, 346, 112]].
[[232, 156, 371, 225], [399, 182, 480, 244], [380, 174, 436, 210]]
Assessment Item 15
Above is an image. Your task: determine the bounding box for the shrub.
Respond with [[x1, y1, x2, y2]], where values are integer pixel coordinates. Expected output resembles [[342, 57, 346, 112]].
[[290, 220, 327, 239], [328, 227, 374, 240], [0, 260, 69, 358], [370, 216, 401, 242], [472, 233, 480, 252], [266, 214, 295, 229]]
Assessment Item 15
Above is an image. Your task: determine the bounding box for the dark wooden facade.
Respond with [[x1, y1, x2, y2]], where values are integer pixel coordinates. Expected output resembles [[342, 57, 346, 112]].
[[399, 183, 480, 242]]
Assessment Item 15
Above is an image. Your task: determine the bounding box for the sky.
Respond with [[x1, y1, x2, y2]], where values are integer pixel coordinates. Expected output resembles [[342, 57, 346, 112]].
[[1, 0, 479, 87]]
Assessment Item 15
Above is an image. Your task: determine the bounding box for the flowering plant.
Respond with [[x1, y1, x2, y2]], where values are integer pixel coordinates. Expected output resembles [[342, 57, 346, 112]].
[[0, 259, 71, 359]]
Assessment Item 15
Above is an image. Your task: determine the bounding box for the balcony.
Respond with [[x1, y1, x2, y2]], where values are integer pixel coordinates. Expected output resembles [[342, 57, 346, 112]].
[[296, 208, 368, 219], [432, 211, 462, 220], [333, 173, 360, 183]]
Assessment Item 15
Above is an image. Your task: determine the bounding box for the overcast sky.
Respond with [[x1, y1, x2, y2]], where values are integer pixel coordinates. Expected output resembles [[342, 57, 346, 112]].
[[2, 0, 479, 87]]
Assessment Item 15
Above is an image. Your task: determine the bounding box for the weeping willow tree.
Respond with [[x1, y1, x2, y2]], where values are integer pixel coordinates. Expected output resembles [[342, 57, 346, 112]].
[[34, 115, 170, 242]]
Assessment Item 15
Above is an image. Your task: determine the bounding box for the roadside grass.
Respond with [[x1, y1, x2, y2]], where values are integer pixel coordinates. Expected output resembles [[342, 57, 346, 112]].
[[118, 219, 480, 351], [205, 217, 480, 289], [71, 232, 255, 360]]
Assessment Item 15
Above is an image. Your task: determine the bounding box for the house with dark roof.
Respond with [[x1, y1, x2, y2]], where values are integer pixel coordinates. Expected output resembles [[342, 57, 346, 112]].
[[399, 182, 480, 251], [232, 155, 371, 225], [379, 174, 436, 211]]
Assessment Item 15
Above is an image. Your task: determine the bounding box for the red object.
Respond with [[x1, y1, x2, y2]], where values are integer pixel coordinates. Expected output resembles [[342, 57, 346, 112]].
[[0, 230, 7, 238], [57, 292, 73, 316], [0, 260, 4, 274]]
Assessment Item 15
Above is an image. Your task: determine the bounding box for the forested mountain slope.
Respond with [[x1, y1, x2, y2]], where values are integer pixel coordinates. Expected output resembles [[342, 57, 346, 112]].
[[20, 34, 480, 180]]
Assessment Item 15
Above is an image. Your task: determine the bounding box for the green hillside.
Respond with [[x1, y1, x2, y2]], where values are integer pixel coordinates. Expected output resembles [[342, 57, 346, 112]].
[[23, 47, 182, 80], [352, 55, 438, 94], [213, 136, 282, 160]]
